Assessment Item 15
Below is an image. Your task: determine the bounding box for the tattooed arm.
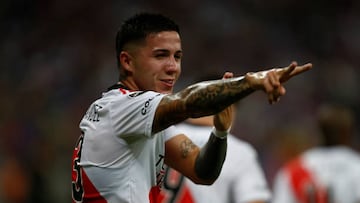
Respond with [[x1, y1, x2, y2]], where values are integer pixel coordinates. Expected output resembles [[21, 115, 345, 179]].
[[153, 61, 312, 133], [162, 62, 312, 184], [165, 73, 235, 185], [164, 132, 228, 185], [154, 76, 252, 133]]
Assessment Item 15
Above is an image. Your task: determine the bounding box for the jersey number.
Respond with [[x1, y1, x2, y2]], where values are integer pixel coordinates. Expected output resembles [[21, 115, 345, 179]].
[[72, 133, 85, 202]]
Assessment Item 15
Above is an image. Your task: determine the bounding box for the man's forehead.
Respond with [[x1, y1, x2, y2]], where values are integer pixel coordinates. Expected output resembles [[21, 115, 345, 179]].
[[145, 31, 181, 50], [146, 31, 181, 42]]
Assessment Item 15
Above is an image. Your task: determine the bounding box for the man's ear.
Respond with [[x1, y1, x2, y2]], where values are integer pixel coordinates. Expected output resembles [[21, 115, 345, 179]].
[[119, 51, 133, 73]]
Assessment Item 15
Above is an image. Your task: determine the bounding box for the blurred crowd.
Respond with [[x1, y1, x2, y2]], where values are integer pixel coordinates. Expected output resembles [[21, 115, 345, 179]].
[[1, 0, 359, 202]]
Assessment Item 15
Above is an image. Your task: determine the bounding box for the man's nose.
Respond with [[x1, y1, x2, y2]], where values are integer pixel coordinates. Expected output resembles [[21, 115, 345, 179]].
[[165, 57, 179, 72]]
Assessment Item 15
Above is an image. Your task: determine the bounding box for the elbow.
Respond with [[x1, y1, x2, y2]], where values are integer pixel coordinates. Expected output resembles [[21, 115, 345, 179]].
[[194, 180, 215, 186], [193, 165, 222, 185], [202, 173, 220, 185], [198, 177, 217, 185], [189, 175, 218, 185]]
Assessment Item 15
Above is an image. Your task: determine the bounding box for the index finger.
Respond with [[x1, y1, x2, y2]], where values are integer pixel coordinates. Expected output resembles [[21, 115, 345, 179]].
[[283, 61, 297, 75], [278, 62, 313, 83]]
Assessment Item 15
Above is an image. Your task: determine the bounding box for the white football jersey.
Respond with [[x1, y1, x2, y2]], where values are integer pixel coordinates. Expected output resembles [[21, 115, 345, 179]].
[[159, 123, 271, 203], [71, 85, 181, 203], [272, 146, 360, 203]]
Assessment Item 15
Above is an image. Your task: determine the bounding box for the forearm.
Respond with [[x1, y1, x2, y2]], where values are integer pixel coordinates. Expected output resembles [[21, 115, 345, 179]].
[[181, 76, 254, 118], [154, 63, 312, 133], [194, 130, 227, 184], [153, 76, 254, 133]]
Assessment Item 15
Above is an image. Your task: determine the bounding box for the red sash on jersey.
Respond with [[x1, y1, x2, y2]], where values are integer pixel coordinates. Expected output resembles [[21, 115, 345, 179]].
[[80, 170, 108, 203], [71, 135, 107, 203], [286, 157, 328, 203], [150, 186, 161, 203]]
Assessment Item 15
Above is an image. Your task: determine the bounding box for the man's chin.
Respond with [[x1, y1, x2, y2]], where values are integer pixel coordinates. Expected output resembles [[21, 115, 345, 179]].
[[158, 87, 173, 94]]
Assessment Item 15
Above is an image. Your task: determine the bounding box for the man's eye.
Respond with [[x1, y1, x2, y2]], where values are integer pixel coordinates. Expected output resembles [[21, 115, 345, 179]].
[[175, 55, 182, 60], [155, 54, 167, 58]]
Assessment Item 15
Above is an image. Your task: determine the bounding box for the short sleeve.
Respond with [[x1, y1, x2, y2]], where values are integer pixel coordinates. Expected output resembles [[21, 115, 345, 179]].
[[110, 91, 164, 138], [163, 125, 183, 141]]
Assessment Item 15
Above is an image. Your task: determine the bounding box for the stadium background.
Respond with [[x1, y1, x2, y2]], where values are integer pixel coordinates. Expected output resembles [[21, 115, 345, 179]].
[[0, 0, 359, 202]]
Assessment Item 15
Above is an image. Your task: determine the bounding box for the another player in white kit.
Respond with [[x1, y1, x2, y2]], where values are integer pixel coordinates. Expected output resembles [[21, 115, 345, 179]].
[[71, 12, 312, 203], [272, 103, 360, 203]]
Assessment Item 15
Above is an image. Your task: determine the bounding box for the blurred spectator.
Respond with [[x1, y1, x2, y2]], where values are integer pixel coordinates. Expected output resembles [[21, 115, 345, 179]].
[[0, 0, 359, 201], [0, 157, 30, 203], [272, 103, 360, 203]]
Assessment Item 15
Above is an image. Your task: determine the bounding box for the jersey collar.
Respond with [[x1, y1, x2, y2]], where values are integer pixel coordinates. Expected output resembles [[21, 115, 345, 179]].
[[107, 83, 129, 91]]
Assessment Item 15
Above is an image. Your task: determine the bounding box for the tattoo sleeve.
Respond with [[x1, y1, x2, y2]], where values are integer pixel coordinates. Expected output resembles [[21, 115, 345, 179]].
[[184, 76, 254, 117], [153, 76, 254, 133]]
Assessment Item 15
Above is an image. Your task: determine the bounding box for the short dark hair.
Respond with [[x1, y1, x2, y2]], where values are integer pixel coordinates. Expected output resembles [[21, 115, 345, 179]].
[[115, 13, 180, 75], [317, 103, 354, 146]]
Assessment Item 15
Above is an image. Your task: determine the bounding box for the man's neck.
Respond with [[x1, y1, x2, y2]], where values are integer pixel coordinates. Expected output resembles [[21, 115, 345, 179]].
[[120, 80, 138, 91]]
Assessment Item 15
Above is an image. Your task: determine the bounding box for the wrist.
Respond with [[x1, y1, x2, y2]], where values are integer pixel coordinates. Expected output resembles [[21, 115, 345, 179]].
[[212, 127, 229, 139]]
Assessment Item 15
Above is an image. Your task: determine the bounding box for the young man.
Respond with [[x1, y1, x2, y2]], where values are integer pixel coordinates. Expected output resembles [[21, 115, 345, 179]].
[[271, 103, 360, 203], [71, 12, 312, 203]]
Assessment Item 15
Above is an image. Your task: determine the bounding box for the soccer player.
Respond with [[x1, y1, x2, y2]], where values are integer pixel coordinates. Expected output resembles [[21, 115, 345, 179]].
[[272, 103, 360, 203], [71, 12, 312, 203]]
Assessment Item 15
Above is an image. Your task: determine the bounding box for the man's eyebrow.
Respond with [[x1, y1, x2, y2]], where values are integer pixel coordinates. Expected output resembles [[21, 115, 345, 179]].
[[152, 49, 182, 55], [153, 49, 169, 53]]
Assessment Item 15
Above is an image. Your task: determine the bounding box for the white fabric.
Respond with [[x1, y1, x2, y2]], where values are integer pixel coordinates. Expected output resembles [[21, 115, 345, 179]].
[[161, 123, 271, 203], [272, 146, 360, 203], [77, 88, 181, 203]]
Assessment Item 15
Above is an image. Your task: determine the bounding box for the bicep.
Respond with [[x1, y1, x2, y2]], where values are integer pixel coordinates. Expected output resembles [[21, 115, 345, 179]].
[[164, 134, 201, 183]]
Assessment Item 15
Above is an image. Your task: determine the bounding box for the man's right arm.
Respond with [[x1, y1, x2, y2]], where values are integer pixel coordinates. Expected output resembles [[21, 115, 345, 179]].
[[153, 62, 312, 133], [153, 75, 253, 133], [162, 62, 311, 185]]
